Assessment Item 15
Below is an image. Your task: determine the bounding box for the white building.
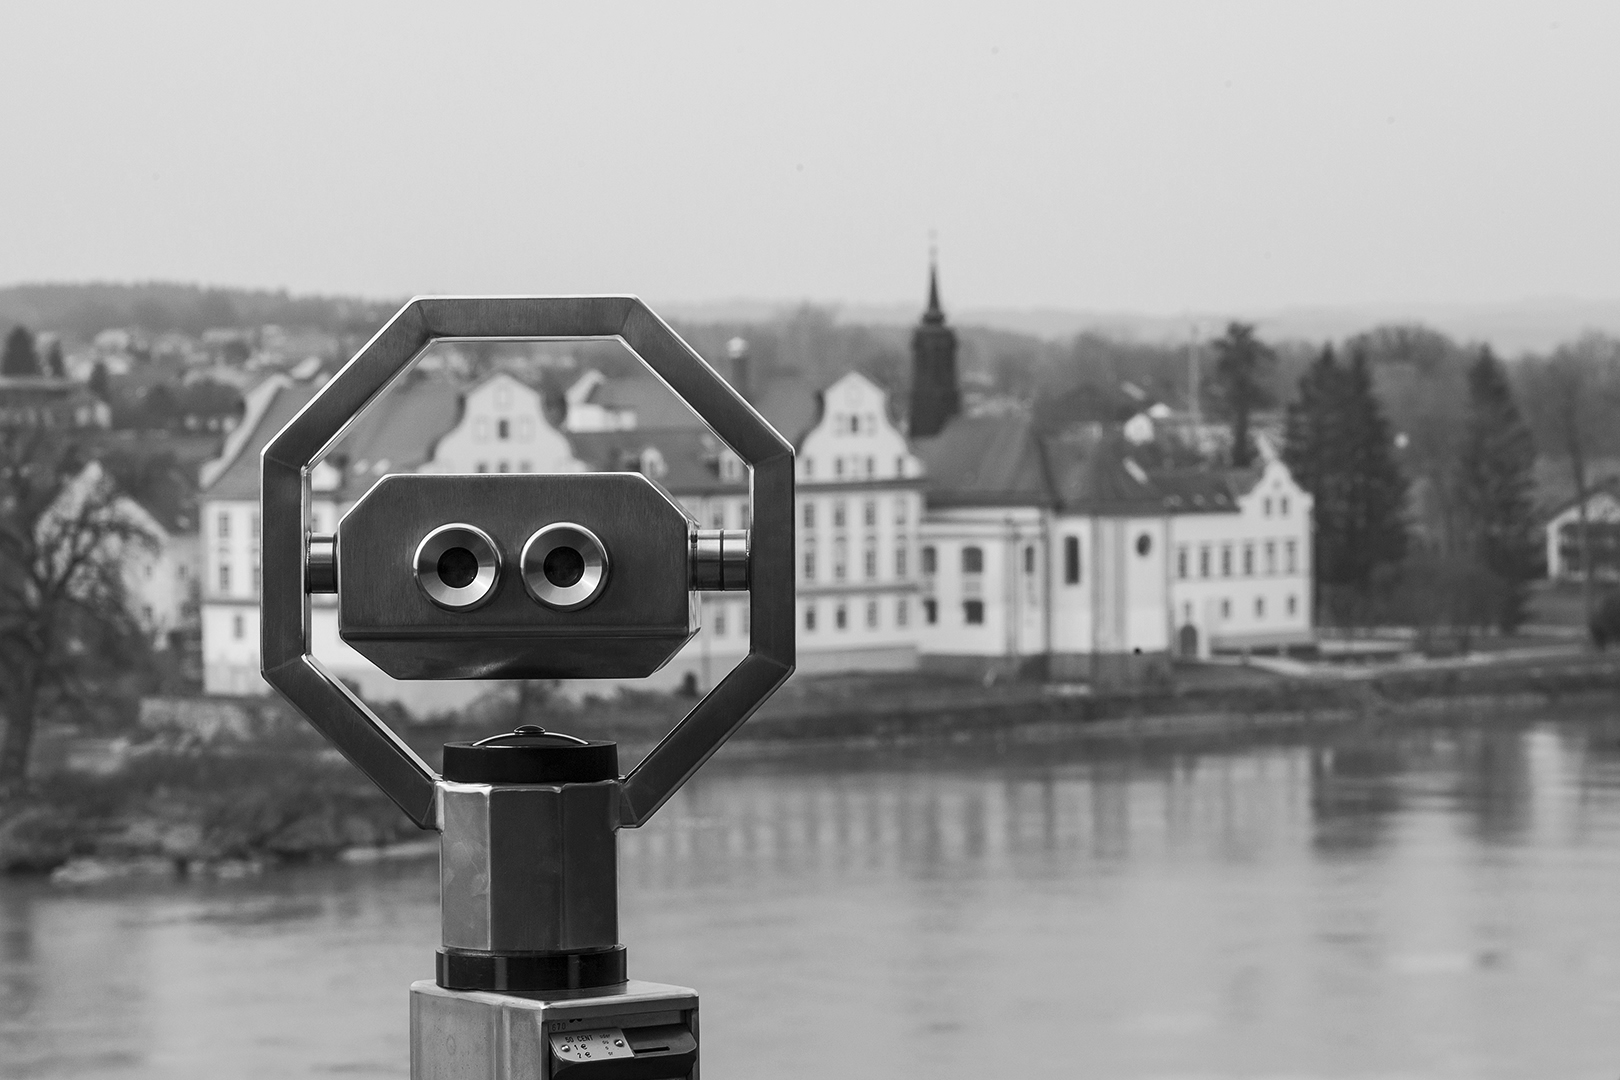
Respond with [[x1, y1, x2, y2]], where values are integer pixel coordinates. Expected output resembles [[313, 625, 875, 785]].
[[45, 462, 198, 647], [1162, 458, 1315, 657], [1544, 482, 1620, 581]]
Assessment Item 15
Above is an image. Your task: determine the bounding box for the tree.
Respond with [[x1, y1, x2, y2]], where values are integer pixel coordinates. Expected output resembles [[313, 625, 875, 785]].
[[42, 339, 65, 379], [1209, 322, 1276, 467], [1518, 334, 1620, 620], [1456, 347, 1539, 632], [0, 437, 155, 795], [1, 325, 40, 377], [1283, 346, 1409, 624], [88, 361, 110, 400]]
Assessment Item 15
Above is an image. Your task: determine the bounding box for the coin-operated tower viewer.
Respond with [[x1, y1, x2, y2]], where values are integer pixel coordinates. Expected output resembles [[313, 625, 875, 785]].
[[261, 296, 794, 1080]]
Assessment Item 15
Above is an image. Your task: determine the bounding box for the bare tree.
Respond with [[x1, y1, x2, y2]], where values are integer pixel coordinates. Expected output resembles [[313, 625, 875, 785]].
[[0, 433, 156, 796], [1519, 334, 1620, 620]]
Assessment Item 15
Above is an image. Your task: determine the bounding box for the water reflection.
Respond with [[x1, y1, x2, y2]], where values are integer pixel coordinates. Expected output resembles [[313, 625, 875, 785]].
[[4, 712, 1620, 1079]]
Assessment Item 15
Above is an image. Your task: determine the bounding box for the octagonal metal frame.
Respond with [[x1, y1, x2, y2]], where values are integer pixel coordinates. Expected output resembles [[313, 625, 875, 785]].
[[261, 296, 795, 829]]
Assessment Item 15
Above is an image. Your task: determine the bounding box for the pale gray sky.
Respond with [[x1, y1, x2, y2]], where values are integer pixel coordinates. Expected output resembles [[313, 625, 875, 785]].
[[3, 1, 1617, 316]]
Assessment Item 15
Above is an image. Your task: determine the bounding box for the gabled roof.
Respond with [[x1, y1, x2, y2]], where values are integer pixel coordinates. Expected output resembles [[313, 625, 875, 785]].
[[569, 427, 744, 497], [587, 375, 705, 430], [1149, 468, 1242, 513], [914, 415, 1056, 509], [202, 379, 322, 501], [329, 375, 463, 475]]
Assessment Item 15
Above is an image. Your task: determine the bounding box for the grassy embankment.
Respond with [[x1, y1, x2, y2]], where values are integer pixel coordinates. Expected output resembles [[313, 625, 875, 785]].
[[5, 640, 1620, 877]]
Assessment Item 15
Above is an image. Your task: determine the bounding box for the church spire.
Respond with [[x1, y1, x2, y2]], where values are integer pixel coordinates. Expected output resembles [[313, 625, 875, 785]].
[[908, 246, 961, 439]]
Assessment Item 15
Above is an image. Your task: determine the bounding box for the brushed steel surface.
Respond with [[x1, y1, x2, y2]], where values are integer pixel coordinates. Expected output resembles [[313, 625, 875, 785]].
[[439, 780, 619, 954], [410, 979, 698, 1080], [339, 473, 693, 680], [413, 523, 502, 611], [262, 295, 794, 830], [521, 522, 610, 611]]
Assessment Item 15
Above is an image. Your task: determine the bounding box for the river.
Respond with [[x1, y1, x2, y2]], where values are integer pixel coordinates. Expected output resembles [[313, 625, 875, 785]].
[[5, 710, 1620, 1079]]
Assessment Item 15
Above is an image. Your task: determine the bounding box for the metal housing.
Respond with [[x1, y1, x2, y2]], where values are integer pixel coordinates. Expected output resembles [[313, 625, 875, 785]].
[[339, 473, 694, 680], [260, 296, 796, 829]]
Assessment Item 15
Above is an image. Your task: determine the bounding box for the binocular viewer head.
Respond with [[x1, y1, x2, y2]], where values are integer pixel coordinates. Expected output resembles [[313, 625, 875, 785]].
[[336, 471, 709, 680]]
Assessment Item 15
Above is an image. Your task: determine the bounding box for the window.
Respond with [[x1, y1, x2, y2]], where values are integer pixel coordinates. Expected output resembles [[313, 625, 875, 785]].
[[897, 598, 909, 627], [864, 540, 877, 579], [895, 496, 908, 524], [1024, 545, 1035, 574], [962, 546, 984, 574], [803, 458, 814, 479], [477, 462, 488, 473], [833, 500, 847, 528], [866, 601, 878, 628], [232, 613, 244, 640], [803, 501, 816, 529], [835, 603, 847, 630], [498, 461, 510, 473], [1285, 540, 1298, 573], [863, 499, 876, 527], [217, 511, 230, 540], [1287, 594, 1298, 615], [924, 599, 938, 625], [896, 544, 908, 577], [1220, 598, 1231, 619], [1243, 544, 1254, 576], [1064, 536, 1080, 584], [1183, 601, 1193, 622], [1281, 496, 1290, 516], [1177, 545, 1189, 579], [497, 419, 510, 440], [834, 540, 847, 581], [1255, 596, 1266, 618], [714, 606, 727, 636], [1263, 497, 1272, 516], [219, 564, 231, 592], [896, 455, 906, 476], [835, 458, 845, 478], [519, 460, 532, 472], [1221, 545, 1233, 577], [1136, 533, 1152, 557], [802, 542, 816, 581], [963, 600, 985, 625], [865, 456, 875, 476], [921, 546, 937, 575], [805, 604, 817, 631], [1265, 541, 1277, 575]]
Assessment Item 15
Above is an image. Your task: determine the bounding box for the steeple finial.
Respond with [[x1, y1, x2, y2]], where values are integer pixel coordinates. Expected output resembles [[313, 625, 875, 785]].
[[923, 235, 945, 326]]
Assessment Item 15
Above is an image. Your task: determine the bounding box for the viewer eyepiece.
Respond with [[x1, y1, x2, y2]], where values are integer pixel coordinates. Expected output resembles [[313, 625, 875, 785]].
[[414, 524, 501, 611], [522, 523, 609, 610]]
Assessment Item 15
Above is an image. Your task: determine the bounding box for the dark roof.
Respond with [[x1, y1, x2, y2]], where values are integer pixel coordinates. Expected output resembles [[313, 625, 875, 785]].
[[569, 427, 744, 497], [914, 415, 1056, 509], [751, 374, 822, 446], [327, 375, 463, 497], [1048, 441, 1165, 515], [588, 376, 704, 430], [204, 381, 321, 501], [1147, 466, 1266, 513]]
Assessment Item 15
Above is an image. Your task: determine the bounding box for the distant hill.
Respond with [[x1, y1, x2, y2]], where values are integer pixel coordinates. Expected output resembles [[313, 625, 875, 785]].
[[0, 283, 399, 341], [6, 282, 1617, 357], [668, 297, 1620, 355]]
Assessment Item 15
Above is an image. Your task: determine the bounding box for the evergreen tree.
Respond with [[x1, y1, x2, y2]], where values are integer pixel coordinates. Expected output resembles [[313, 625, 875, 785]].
[[1, 326, 40, 377], [1283, 346, 1409, 621], [88, 361, 111, 400], [1209, 322, 1276, 467], [1458, 347, 1539, 632]]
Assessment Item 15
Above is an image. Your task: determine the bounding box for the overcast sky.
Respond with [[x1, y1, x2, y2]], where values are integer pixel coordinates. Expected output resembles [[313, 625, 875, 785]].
[[3, 2, 1617, 316]]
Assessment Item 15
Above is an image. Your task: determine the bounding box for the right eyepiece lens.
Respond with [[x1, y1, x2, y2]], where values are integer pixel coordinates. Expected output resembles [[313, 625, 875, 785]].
[[437, 547, 480, 589], [542, 546, 585, 588]]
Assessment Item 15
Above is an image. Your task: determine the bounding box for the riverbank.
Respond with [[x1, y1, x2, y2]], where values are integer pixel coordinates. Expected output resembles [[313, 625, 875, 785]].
[[6, 648, 1620, 878]]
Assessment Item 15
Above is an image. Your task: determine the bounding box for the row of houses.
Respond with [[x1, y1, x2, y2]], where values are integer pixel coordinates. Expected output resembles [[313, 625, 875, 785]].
[[197, 272, 1316, 709]]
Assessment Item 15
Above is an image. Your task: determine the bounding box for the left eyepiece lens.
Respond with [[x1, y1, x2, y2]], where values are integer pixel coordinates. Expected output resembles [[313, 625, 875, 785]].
[[414, 524, 501, 611]]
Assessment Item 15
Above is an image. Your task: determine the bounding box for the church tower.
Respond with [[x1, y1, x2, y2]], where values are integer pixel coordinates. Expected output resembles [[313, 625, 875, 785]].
[[907, 258, 961, 438]]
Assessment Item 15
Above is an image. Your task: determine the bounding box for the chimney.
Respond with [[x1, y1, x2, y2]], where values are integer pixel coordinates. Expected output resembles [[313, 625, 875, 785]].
[[725, 336, 751, 401]]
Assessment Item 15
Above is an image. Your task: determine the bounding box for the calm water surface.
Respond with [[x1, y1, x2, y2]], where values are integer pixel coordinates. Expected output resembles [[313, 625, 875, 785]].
[[6, 711, 1620, 1079]]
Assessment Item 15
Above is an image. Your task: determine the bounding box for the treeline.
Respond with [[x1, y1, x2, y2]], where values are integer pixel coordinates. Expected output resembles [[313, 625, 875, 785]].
[[0, 283, 398, 340]]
